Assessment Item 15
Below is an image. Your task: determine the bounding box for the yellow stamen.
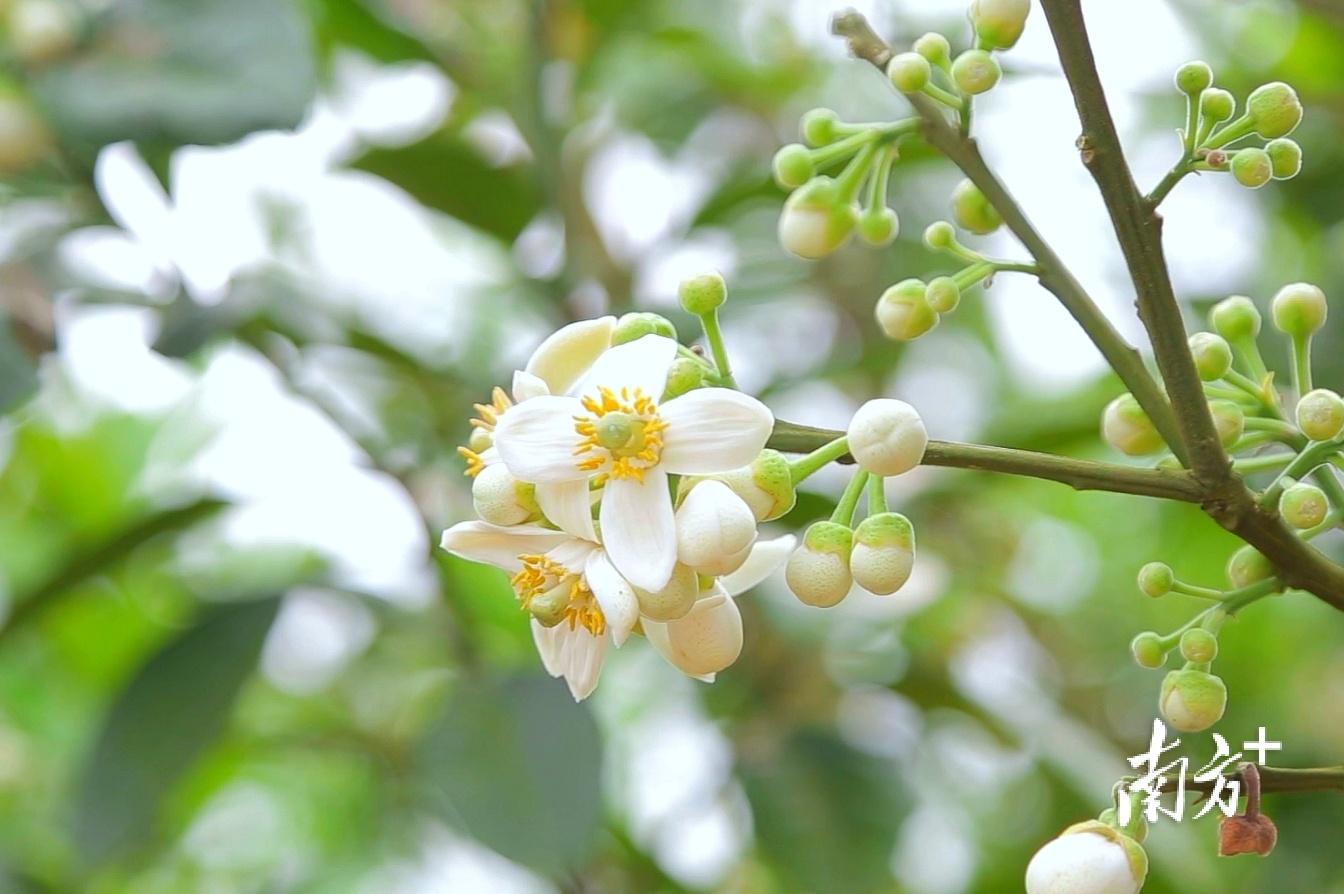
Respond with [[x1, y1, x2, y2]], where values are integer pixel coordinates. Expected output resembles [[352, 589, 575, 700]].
[[458, 445, 487, 478], [470, 386, 513, 432], [510, 553, 606, 635], [572, 386, 666, 482]]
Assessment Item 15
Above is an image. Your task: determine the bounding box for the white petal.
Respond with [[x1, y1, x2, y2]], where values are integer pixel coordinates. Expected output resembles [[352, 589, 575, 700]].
[[531, 620, 566, 677], [525, 316, 615, 395], [574, 334, 677, 402], [559, 627, 608, 701], [511, 369, 550, 402], [535, 479, 597, 542], [658, 389, 774, 474], [675, 480, 757, 571], [646, 588, 743, 678], [543, 538, 598, 571], [600, 469, 677, 592], [584, 551, 639, 646], [721, 534, 797, 596], [492, 395, 588, 483], [94, 142, 177, 277], [440, 521, 574, 571]]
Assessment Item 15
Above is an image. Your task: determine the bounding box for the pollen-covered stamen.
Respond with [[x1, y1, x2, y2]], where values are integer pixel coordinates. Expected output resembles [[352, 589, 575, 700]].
[[457, 445, 487, 478], [573, 386, 666, 481], [470, 386, 513, 432], [510, 554, 606, 635]]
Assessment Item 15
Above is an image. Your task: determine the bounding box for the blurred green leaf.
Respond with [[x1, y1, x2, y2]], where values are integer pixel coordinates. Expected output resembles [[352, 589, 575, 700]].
[[305, 0, 439, 66], [0, 315, 38, 415]]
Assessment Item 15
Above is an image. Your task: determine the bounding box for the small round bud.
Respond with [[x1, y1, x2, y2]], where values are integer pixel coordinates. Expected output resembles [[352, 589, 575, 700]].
[[923, 220, 956, 250], [678, 448, 797, 523], [1280, 482, 1328, 530], [875, 279, 939, 341], [1137, 562, 1174, 598], [1270, 281, 1327, 337], [612, 311, 677, 346], [634, 562, 699, 622], [925, 276, 961, 314], [950, 179, 1002, 234], [913, 32, 951, 68], [1226, 545, 1273, 588], [675, 480, 758, 576], [1209, 295, 1261, 342], [679, 271, 727, 316], [0, 89, 50, 173], [951, 49, 1002, 96], [970, 0, 1031, 50], [772, 143, 814, 189], [8, 0, 78, 65], [777, 177, 857, 260], [857, 206, 899, 246], [1101, 394, 1164, 456], [1230, 147, 1272, 189], [1296, 388, 1344, 441], [471, 463, 538, 526], [888, 52, 932, 93], [1026, 823, 1148, 894], [1130, 632, 1166, 669], [1174, 61, 1213, 96], [646, 589, 744, 676], [1199, 88, 1235, 125], [1159, 668, 1227, 732], [1188, 332, 1232, 381], [850, 512, 915, 595], [1179, 628, 1219, 664], [1265, 138, 1302, 179], [786, 521, 854, 608], [663, 357, 707, 400], [1205, 148, 1229, 169], [847, 398, 928, 477], [1247, 81, 1303, 139], [800, 108, 839, 146], [1209, 400, 1245, 448]]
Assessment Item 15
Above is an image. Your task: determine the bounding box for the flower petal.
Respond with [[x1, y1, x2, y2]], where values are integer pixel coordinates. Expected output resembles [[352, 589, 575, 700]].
[[600, 469, 677, 592], [658, 389, 774, 474], [641, 622, 716, 681], [531, 620, 566, 677], [440, 521, 574, 572], [646, 588, 743, 677], [560, 626, 608, 701], [94, 142, 178, 280], [585, 551, 639, 646], [492, 395, 588, 483], [511, 369, 550, 402], [574, 334, 677, 403], [525, 316, 615, 395], [535, 479, 597, 542], [720, 534, 797, 596]]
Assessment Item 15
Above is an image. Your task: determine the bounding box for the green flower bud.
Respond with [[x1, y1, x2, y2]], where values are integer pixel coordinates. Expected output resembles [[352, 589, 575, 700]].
[[850, 512, 915, 595], [1209, 399, 1245, 448], [951, 49, 1002, 95], [1247, 81, 1302, 138], [778, 177, 857, 259], [612, 311, 677, 346], [1227, 545, 1272, 588], [679, 271, 727, 316], [786, 521, 854, 608], [679, 449, 797, 522], [1131, 631, 1166, 669], [913, 32, 952, 68], [773, 143, 814, 189], [925, 276, 961, 314], [1159, 668, 1227, 732], [634, 562, 699, 621], [923, 220, 956, 250], [888, 52, 932, 93], [0, 88, 50, 173], [1199, 88, 1235, 125], [1101, 394, 1164, 456], [1179, 628, 1219, 664], [1174, 61, 1213, 96], [1209, 294, 1261, 342], [801, 108, 839, 146], [663, 356, 707, 400], [1297, 388, 1344, 442], [1231, 147, 1272, 189], [1280, 482, 1328, 530], [875, 278, 939, 341], [857, 206, 899, 246], [970, 0, 1030, 50], [1266, 138, 1302, 179], [1188, 332, 1232, 381], [950, 179, 1002, 234], [472, 463, 539, 526], [1137, 562, 1174, 598], [1270, 281, 1327, 337]]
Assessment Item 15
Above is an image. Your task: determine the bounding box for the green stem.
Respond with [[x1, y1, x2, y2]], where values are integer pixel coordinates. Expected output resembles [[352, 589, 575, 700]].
[[865, 145, 896, 211], [1291, 333, 1313, 398], [1260, 439, 1342, 508], [808, 129, 879, 168], [835, 140, 879, 202], [789, 435, 851, 484], [867, 473, 888, 514], [831, 470, 870, 525], [960, 95, 974, 137], [1146, 162, 1190, 208], [698, 310, 736, 388], [1182, 94, 1199, 158], [1229, 334, 1270, 383], [1232, 453, 1294, 474], [921, 82, 966, 111], [1171, 580, 1227, 601], [1242, 417, 1301, 441], [1203, 115, 1255, 150]]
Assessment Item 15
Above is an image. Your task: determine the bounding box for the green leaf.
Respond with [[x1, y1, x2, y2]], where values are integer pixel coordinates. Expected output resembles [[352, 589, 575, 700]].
[[71, 597, 281, 869], [0, 314, 38, 415], [305, 0, 438, 67], [417, 672, 603, 875]]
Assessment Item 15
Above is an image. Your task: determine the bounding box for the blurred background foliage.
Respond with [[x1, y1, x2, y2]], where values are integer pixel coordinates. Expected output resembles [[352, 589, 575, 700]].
[[0, 0, 1342, 891]]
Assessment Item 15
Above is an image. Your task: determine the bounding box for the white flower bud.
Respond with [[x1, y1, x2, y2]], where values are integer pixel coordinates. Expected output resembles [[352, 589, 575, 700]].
[[471, 463, 538, 526], [675, 480, 758, 576], [875, 279, 939, 342], [850, 513, 915, 595], [1297, 388, 1344, 441], [1101, 394, 1164, 456], [888, 52, 932, 93], [847, 399, 928, 476], [689, 449, 797, 522], [8, 0, 78, 65], [970, 0, 1031, 50], [951, 49, 1001, 95], [1270, 281, 1327, 337], [1026, 822, 1147, 894], [1280, 482, 1328, 529], [778, 177, 857, 259], [645, 589, 744, 677], [1159, 668, 1227, 732], [634, 562, 700, 622], [785, 521, 854, 607]]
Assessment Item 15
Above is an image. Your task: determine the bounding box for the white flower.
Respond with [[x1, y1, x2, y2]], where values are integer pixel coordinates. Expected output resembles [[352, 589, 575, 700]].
[[846, 398, 927, 476], [491, 334, 774, 592], [1025, 824, 1146, 894], [675, 479, 758, 576]]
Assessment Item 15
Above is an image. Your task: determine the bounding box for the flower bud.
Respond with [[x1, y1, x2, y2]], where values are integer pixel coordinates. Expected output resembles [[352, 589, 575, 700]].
[[1188, 332, 1232, 381], [1174, 60, 1213, 96], [1296, 388, 1344, 441], [1130, 631, 1166, 669], [970, 0, 1031, 50], [800, 108, 838, 146], [1199, 88, 1235, 125], [850, 512, 915, 595], [1247, 81, 1302, 138], [1219, 813, 1278, 857], [1227, 545, 1273, 588], [1231, 147, 1272, 189], [785, 521, 854, 607], [913, 32, 951, 67], [1209, 399, 1245, 448], [847, 398, 928, 476], [888, 52, 932, 93], [1101, 394, 1164, 456], [612, 311, 677, 346], [0, 89, 50, 173], [471, 463, 539, 526], [875, 279, 939, 341], [951, 49, 1002, 95], [857, 207, 899, 246], [1270, 281, 1327, 337], [634, 562, 699, 622], [923, 220, 956, 250], [663, 356, 707, 400], [1280, 482, 1328, 530], [680, 449, 797, 522], [950, 179, 1002, 234], [675, 479, 757, 576], [1210, 294, 1261, 342], [646, 589, 744, 676], [1179, 628, 1219, 664], [1137, 562, 1174, 598], [925, 276, 961, 314], [679, 271, 728, 316], [1098, 808, 1148, 845], [8, 0, 78, 65], [772, 143, 814, 189], [1159, 668, 1227, 732], [1025, 821, 1147, 894], [778, 177, 857, 259], [1265, 138, 1301, 179]]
